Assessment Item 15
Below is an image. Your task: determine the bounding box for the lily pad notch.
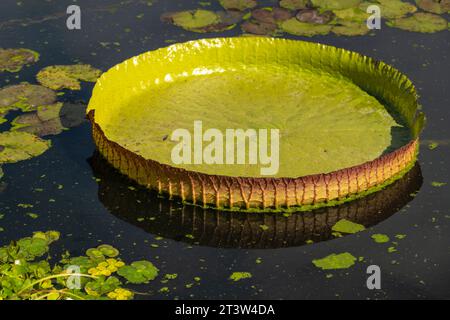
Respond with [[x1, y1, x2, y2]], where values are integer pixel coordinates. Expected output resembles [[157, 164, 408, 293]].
[[87, 37, 425, 212]]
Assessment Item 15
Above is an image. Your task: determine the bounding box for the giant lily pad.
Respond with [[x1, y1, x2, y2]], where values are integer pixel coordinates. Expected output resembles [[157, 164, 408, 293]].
[[281, 18, 332, 35], [387, 12, 448, 33], [0, 48, 39, 73], [0, 131, 50, 164], [0, 83, 57, 115], [416, 0, 450, 14], [87, 38, 424, 211], [37, 64, 102, 90], [311, 0, 361, 10], [220, 0, 257, 11], [117, 261, 159, 284]]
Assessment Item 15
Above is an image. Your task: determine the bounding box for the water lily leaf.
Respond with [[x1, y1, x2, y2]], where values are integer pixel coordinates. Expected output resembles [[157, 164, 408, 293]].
[[312, 252, 357, 270], [242, 20, 278, 35], [16, 237, 49, 260], [311, 0, 361, 10], [0, 131, 50, 164], [117, 260, 159, 284], [296, 9, 334, 24], [11, 102, 86, 137], [37, 65, 102, 90], [332, 21, 370, 35], [97, 244, 119, 258], [32, 231, 60, 243], [333, 7, 369, 23], [416, 0, 450, 14], [219, 0, 257, 11], [84, 276, 121, 297], [0, 83, 57, 115], [387, 12, 448, 33], [279, 0, 309, 10], [281, 18, 332, 35], [251, 8, 293, 24], [371, 233, 390, 243], [86, 248, 105, 261], [0, 48, 39, 73], [162, 10, 220, 32], [360, 0, 417, 19]]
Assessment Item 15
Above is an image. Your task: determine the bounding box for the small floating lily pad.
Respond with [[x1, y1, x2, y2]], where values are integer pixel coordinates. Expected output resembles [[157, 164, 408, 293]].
[[312, 0, 361, 10], [37, 64, 102, 90], [296, 9, 334, 24], [281, 18, 332, 36], [415, 0, 450, 14], [331, 219, 366, 234], [371, 233, 390, 243], [242, 20, 278, 35], [333, 7, 369, 23], [220, 0, 257, 11], [0, 83, 57, 114], [117, 260, 159, 284], [312, 252, 357, 270], [0, 131, 50, 164], [386, 12, 448, 33], [162, 10, 238, 33], [279, 0, 309, 10], [252, 7, 293, 24], [229, 271, 252, 281], [332, 21, 370, 35], [361, 0, 417, 19], [0, 48, 39, 73]]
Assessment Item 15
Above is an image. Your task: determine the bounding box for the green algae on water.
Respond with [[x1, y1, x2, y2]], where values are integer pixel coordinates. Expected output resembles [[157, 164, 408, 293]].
[[331, 219, 365, 234], [0, 48, 39, 73], [37, 64, 102, 90], [312, 252, 357, 270], [371, 233, 390, 243], [229, 272, 252, 281]]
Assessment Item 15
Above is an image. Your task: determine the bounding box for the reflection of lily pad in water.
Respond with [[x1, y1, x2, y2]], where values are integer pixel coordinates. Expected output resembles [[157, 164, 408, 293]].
[[311, 0, 361, 10], [220, 0, 257, 11], [312, 252, 357, 270], [281, 18, 332, 35], [0, 83, 57, 115], [0, 131, 50, 164], [11, 102, 86, 137], [91, 153, 423, 249], [360, 0, 417, 19], [416, 0, 450, 14], [161, 10, 239, 33], [0, 48, 39, 73], [279, 0, 309, 10], [387, 12, 448, 33], [37, 64, 102, 90]]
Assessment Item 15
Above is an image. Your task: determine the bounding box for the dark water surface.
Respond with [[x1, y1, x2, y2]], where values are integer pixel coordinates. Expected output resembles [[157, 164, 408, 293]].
[[0, 0, 449, 299]]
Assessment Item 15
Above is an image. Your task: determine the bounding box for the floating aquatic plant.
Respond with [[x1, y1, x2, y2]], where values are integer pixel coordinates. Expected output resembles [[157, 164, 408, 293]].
[[0, 131, 50, 164], [312, 252, 357, 270], [281, 18, 332, 35], [37, 64, 102, 90], [229, 272, 252, 281], [415, 0, 450, 14], [331, 219, 366, 234], [0, 48, 39, 73], [360, 0, 417, 19], [220, 0, 257, 11], [0, 232, 159, 300], [0, 83, 57, 115], [279, 0, 309, 10], [311, 0, 361, 10], [117, 260, 159, 284], [387, 12, 448, 33]]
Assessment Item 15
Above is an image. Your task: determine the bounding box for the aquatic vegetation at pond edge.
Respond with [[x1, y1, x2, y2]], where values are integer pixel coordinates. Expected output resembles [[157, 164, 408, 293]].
[[0, 232, 159, 300], [312, 253, 357, 270], [0, 48, 39, 73], [36, 65, 102, 90]]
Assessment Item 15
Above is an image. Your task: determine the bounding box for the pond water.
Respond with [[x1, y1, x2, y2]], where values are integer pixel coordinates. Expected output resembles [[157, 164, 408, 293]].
[[0, 0, 449, 299]]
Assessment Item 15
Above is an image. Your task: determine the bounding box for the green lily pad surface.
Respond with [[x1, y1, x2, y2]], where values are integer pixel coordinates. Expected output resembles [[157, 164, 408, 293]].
[[312, 252, 357, 270], [311, 0, 361, 10], [219, 0, 257, 11], [331, 219, 366, 234], [387, 12, 448, 33], [416, 0, 450, 14], [360, 0, 417, 19], [162, 10, 239, 33], [0, 131, 50, 164], [281, 18, 333, 36], [0, 48, 39, 73], [0, 83, 57, 115], [117, 260, 159, 284], [279, 0, 309, 10], [36, 64, 102, 90]]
